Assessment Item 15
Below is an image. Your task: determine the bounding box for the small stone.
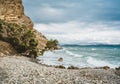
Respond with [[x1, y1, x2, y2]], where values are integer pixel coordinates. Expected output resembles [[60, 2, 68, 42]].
[[116, 66, 120, 70], [58, 58, 63, 62], [57, 80, 63, 84]]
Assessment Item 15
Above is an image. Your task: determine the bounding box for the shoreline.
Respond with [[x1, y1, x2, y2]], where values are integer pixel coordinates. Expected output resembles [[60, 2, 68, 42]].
[[37, 58, 113, 70], [37, 58, 117, 70], [37, 49, 119, 69], [0, 55, 120, 84]]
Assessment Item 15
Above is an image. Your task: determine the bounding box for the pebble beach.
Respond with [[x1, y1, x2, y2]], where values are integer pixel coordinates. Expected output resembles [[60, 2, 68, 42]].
[[0, 55, 120, 84]]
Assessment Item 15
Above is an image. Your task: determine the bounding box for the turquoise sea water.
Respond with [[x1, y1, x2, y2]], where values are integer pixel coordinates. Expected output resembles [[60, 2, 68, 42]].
[[38, 45, 120, 68]]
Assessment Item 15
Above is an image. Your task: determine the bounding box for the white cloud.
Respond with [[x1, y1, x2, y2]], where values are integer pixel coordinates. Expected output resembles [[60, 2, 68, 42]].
[[34, 21, 120, 45], [38, 5, 64, 19]]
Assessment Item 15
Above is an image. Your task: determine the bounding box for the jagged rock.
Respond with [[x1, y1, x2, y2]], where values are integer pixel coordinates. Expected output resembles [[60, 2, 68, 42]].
[[0, 0, 32, 29]]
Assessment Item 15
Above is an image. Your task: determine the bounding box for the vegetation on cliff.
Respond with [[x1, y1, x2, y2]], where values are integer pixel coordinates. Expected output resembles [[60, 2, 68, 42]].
[[0, 0, 59, 58], [45, 39, 59, 50], [0, 19, 39, 58], [0, 0, 47, 57]]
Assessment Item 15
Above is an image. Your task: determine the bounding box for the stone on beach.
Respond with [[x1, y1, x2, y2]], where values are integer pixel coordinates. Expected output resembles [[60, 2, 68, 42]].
[[58, 57, 63, 62], [67, 65, 79, 69], [0, 56, 120, 84], [55, 65, 66, 69], [115, 66, 120, 76]]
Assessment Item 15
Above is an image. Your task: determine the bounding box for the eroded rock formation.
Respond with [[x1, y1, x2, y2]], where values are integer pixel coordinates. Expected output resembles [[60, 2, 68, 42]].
[[0, 0, 47, 55]]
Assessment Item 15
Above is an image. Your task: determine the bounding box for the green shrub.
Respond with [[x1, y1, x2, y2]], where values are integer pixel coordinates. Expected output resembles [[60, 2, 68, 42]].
[[0, 19, 39, 58], [45, 39, 59, 50]]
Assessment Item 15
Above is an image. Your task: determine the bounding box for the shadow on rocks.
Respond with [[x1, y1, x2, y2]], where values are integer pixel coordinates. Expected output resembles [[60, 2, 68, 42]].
[[0, 67, 8, 83], [67, 65, 79, 70], [95, 66, 110, 70], [55, 65, 66, 69], [115, 67, 120, 76]]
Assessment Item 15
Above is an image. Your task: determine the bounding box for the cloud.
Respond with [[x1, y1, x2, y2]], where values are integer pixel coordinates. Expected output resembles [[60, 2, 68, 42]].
[[23, 0, 120, 23], [23, 0, 120, 45], [34, 21, 120, 45], [38, 6, 64, 18]]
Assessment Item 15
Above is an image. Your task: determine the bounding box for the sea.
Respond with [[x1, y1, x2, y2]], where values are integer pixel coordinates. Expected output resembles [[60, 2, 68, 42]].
[[38, 45, 120, 68]]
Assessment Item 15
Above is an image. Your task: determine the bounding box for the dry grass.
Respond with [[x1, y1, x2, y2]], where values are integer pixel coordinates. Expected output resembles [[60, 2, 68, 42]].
[[0, 41, 17, 56]]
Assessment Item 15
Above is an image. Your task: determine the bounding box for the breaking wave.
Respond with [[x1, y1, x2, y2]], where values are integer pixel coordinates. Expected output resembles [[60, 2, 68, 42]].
[[87, 57, 117, 68], [65, 50, 83, 57]]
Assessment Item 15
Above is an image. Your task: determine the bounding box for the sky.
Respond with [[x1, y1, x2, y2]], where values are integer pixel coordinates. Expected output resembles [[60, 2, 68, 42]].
[[22, 0, 120, 45]]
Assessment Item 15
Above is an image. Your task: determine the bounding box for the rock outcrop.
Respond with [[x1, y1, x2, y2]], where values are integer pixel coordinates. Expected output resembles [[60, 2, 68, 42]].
[[0, 41, 17, 56], [0, 0, 47, 55], [0, 0, 32, 29]]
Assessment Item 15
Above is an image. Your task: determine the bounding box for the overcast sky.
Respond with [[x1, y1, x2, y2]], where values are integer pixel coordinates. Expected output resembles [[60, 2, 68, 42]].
[[23, 0, 120, 45]]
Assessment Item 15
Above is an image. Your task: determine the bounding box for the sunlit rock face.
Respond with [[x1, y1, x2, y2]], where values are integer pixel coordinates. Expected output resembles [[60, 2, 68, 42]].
[[0, 0, 33, 29], [0, 0, 47, 52]]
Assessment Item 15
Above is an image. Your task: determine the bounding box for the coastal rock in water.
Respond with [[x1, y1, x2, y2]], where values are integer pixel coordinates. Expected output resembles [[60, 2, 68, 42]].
[[58, 57, 63, 62]]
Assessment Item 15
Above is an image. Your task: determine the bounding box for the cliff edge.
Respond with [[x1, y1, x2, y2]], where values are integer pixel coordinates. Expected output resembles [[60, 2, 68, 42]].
[[0, 0, 47, 56]]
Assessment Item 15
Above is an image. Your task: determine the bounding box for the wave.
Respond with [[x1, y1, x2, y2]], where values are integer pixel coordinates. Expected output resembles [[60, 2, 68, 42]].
[[91, 48, 96, 51], [87, 57, 117, 68], [62, 44, 120, 47], [65, 50, 83, 57]]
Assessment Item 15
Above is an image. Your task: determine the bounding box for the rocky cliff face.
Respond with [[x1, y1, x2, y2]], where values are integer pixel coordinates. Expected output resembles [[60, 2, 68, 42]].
[[0, 0, 47, 53], [0, 0, 33, 29], [0, 0, 24, 15]]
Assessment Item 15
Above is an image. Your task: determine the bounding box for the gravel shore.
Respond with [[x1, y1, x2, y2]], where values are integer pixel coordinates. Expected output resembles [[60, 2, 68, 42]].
[[0, 56, 120, 84]]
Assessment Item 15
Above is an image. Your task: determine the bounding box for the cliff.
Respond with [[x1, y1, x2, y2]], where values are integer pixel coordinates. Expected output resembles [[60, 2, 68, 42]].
[[0, 0, 47, 56], [0, 0, 33, 28]]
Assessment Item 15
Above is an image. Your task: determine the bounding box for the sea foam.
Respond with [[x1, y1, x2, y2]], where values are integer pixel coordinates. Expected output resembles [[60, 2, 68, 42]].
[[65, 50, 83, 57], [87, 57, 117, 68]]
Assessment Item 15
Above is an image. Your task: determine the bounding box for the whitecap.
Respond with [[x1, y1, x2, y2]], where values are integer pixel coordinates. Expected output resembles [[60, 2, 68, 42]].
[[74, 54, 83, 57], [91, 48, 96, 51], [65, 50, 83, 57], [87, 57, 117, 68], [65, 50, 74, 56]]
